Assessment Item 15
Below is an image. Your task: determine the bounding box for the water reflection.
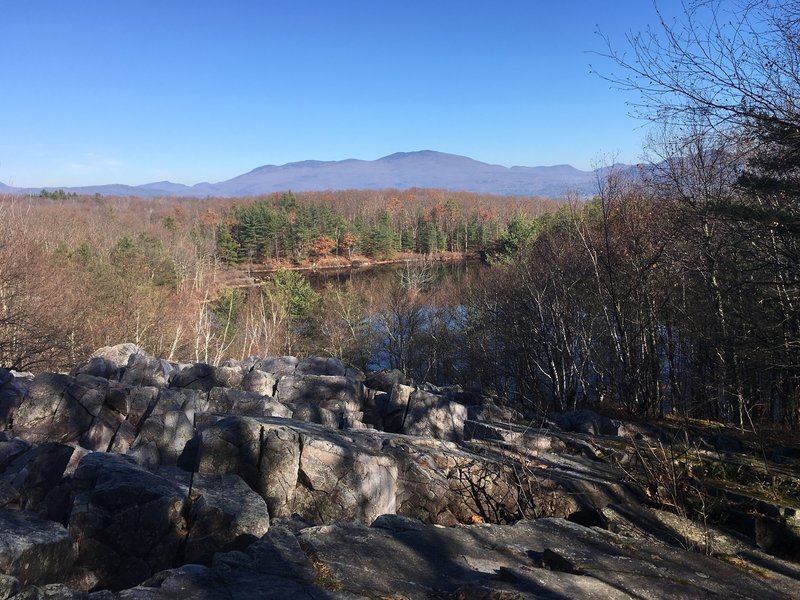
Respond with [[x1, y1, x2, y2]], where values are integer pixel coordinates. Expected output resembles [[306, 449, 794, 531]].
[[303, 258, 486, 291]]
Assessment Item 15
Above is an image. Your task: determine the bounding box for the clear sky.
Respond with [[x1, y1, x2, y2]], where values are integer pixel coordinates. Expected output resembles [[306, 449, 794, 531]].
[[1, 1, 678, 187]]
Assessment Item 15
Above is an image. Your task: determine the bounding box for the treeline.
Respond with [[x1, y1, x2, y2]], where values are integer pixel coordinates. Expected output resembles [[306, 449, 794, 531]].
[[325, 160, 799, 427], [0, 188, 549, 372], [218, 189, 557, 263], [38, 188, 80, 200], [459, 158, 800, 427], [4, 0, 797, 430], [444, 0, 799, 427], [2, 166, 798, 427]]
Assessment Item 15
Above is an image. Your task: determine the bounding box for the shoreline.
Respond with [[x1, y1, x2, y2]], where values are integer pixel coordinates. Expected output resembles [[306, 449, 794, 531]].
[[246, 251, 482, 277], [219, 252, 484, 290]]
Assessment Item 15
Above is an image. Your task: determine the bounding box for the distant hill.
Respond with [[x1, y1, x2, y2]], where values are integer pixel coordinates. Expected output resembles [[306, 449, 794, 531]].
[[0, 151, 634, 198]]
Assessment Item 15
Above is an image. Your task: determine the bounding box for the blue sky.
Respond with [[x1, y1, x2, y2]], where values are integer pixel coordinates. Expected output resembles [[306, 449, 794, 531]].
[[2, 1, 678, 187]]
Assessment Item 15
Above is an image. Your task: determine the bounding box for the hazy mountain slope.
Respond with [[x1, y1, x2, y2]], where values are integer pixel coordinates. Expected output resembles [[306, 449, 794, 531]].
[[0, 151, 630, 198]]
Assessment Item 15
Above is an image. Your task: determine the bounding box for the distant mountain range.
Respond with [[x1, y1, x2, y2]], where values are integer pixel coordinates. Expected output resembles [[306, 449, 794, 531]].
[[0, 150, 634, 198]]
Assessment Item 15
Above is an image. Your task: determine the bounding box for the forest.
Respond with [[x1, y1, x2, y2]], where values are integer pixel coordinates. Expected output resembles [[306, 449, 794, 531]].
[[214, 188, 554, 263], [1, 0, 798, 429], [0, 188, 553, 373]]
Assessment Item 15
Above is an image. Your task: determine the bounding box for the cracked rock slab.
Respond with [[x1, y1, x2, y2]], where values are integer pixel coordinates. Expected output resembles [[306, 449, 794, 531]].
[[115, 515, 800, 599], [0, 509, 75, 586]]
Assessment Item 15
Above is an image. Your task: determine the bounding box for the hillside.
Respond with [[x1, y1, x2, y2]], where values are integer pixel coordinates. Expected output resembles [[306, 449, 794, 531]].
[[0, 151, 631, 198]]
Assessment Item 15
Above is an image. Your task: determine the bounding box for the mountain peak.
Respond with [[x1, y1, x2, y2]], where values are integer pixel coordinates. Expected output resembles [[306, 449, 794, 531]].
[[0, 151, 629, 198], [380, 150, 479, 163], [382, 150, 438, 159]]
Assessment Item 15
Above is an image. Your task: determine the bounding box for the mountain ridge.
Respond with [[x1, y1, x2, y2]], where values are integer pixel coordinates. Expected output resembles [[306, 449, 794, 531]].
[[0, 150, 632, 198]]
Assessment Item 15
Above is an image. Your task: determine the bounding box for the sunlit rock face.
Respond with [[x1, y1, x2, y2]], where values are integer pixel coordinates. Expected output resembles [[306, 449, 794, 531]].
[[0, 344, 796, 596]]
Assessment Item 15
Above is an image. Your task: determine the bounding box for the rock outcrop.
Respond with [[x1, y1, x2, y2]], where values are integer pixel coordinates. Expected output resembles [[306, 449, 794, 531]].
[[0, 344, 796, 598], [0, 509, 74, 587], [106, 516, 800, 600]]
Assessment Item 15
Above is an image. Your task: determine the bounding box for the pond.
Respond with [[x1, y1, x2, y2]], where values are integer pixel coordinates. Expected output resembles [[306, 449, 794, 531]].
[[305, 258, 485, 290], [224, 257, 491, 384], [252, 257, 486, 292]]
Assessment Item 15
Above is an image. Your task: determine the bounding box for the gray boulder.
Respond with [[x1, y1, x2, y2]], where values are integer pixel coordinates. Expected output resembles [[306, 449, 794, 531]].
[[276, 375, 363, 413], [128, 410, 195, 466], [252, 356, 297, 377], [0, 438, 31, 473], [195, 415, 569, 528], [402, 388, 467, 442], [153, 388, 203, 417], [295, 356, 346, 377], [39, 514, 800, 599], [68, 453, 188, 590], [154, 467, 270, 565], [0, 574, 18, 600], [193, 416, 301, 519], [68, 452, 269, 591], [0, 509, 75, 586], [71, 343, 145, 380], [292, 426, 396, 524], [167, 363, 244, 391], [549, 409, 619, 436], [195, 416, 396, 524], [121, 355, 173, 388], [240, 369, 277, 397], [121, 386, 159, 429], [364, 369, 410, 393], [204, 387, 291, 419], [290, 516, 800, 599], [0, 373, 29, 432], [463, 419, 554, 452], [382, 383, 414, 432], [222, 356, 259, 371], [212, 365, 244, 389], [88, 343, 145, 370], [13, 374, 106, 445], [10, 582, 87, 599], [71, 357, 121, 381], [112, 526, 328, 599], [0, 443, 74, 514], [80, 406, 126, 453], [167, 363, 215, 391], [380, 434, 571, 526], [290, 404, 341, 428], [360, 388, 384, 429], [468, 400, 525, 424]]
